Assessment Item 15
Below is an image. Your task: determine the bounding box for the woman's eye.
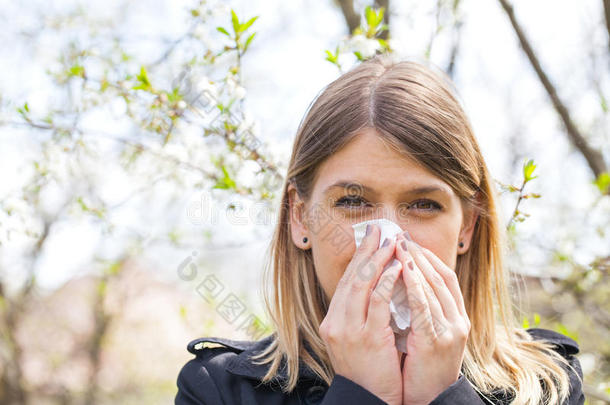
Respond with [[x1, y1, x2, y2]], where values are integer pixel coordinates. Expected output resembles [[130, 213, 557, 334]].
[[409, 199, 442, 211], [334, 197, 441, 212], [334, 196, 369, 208]]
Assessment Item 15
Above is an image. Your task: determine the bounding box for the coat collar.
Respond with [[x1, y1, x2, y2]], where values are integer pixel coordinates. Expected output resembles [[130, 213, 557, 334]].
[[525, 327, 579, 355], [223, 333, 324, 384], [191, 328, 577, 385]]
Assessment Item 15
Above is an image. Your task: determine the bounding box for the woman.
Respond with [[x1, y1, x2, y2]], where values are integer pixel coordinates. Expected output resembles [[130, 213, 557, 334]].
[[175, 55, 585, 405]]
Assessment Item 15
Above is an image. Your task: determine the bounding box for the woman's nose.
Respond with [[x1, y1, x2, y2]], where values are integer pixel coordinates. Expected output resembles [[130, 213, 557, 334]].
[[374, 210, 414, 241]]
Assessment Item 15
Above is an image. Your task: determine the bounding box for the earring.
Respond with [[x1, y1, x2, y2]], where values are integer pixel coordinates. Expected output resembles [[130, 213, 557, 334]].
[[458, 241, 464, 248], [303, 237, 308, 243]]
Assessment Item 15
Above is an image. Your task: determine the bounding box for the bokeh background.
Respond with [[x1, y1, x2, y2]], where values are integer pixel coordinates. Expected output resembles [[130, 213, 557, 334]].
[[0, 0, 608, 404]]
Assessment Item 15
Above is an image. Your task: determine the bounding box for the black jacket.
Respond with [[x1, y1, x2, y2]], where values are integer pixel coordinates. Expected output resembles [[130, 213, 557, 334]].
[[175, 328, 585, 405]]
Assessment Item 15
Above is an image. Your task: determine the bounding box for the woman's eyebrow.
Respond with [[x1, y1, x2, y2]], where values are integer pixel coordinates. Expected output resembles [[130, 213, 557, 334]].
[[323, 181, 451, 196]]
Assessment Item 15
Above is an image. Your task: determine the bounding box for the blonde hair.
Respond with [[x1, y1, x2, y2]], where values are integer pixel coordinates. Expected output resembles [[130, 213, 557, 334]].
[[252, 55, 580, 404]]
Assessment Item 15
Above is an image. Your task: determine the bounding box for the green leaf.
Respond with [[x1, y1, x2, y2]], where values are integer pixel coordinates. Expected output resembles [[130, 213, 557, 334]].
[[133, 66, 152, 91], [325, 50, 338, 64], [106, 261, 122, 276], [555, 323, 578, 342], [231, 9, 240, 35], [166, 87, 182, 103], [243, 32, 256, 52], [365, 6, 376, 28], [364, 6, 385, 34], [240, 16, 258, 33], [166, 229, 179, 244], [353, 51, 364, 61], [533, 313, 541, 326], [522, 159, 538, 181], [213, 165, 236, 190], [593, 172, 610, 194], [138, 66, 150, 85], [17, 102, 30, 118], [217, 26, 231, 37], [376, 8, 385, 27], [77, 196, 89, 212], [68, 64, 85, 78], [553, 251, 570, 262]]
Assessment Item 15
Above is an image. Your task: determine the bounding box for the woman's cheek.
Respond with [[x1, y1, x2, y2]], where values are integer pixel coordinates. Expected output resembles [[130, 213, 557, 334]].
[[313, 238, 354, 299]]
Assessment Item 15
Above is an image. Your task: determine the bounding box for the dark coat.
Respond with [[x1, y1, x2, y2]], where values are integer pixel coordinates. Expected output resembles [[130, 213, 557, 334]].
[[175, 328, 585, 405]]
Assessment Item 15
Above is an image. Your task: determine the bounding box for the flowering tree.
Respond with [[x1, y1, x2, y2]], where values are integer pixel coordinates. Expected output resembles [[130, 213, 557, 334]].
[[0, 0, 608, 403]]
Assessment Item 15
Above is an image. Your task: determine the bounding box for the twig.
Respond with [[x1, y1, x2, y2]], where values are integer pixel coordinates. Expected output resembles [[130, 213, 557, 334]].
[[497, 0, 608, 190]]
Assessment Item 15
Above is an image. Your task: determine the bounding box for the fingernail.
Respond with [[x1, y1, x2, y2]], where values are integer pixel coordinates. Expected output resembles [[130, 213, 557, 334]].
[[400, 240, 408, 251], [402, 229, 413, 241], [407, 261, 414, 271], [381, 237, 390, 247], [365, 224, 372, 236]]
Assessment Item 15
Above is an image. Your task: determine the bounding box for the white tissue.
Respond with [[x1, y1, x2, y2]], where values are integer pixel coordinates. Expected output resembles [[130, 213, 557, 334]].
[[352, 218, 411, 353]]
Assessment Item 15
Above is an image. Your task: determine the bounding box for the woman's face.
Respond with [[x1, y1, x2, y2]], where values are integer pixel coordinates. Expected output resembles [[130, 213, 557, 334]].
[[288, 127, 479, 302]]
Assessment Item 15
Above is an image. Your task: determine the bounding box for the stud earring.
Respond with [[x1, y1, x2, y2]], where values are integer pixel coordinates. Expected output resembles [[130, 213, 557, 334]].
[[458, 241, 464, 248], [303, 237, 308, 243]]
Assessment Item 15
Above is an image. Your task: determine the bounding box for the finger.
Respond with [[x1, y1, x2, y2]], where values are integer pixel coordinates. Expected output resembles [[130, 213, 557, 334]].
[[350, 223, 382, 266], [335, 223, 380, 297], [364, 259, 403, 332], [321, 226, 387, 343], [395, 238, 436, 341], [400, 243, 446, 337], [416, 264, 445, 325], [418, 244, 468, 319], [346, 235, 399, 326], [402, 237, 460, 323], [325, 235, 377, 329]]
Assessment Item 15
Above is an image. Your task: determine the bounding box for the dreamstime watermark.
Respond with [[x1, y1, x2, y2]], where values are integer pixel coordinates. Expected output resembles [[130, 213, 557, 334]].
[[187, 188, 422, 234], [177, 250, 271, 340], [187, 193, 277, 227]]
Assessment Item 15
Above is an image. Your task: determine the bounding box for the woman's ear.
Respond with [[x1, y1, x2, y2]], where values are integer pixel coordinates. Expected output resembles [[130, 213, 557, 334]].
[[457, 192, 481, 254], [287, 183, 310, 250]]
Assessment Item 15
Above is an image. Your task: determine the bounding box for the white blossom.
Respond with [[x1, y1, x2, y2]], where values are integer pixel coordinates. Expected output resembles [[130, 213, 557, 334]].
[[234, 85, 246, 100], [191, 74, 218, 100], [349, 34, 380, 58]]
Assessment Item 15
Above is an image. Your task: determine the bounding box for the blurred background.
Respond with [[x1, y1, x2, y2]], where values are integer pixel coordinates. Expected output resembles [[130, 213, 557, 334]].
[[0, 0, 608, 403]]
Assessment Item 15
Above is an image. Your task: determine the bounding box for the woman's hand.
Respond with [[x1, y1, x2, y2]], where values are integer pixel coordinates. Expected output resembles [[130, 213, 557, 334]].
[[395, 234, 471, 405], [319, 223, 404, 405]]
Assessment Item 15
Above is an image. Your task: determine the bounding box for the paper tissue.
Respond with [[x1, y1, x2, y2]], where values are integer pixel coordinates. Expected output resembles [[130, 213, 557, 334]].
[[352, 218, 412, 353]]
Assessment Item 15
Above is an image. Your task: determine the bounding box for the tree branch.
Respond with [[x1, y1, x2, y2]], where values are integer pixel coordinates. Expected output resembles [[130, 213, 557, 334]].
[[498, 0, 608, 192], [375, 0, 390, 40], [604, 0, 610, 52], [336, 0, 360, 35], [335, 0, 392, 39], [446, 0, 463, 78]]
